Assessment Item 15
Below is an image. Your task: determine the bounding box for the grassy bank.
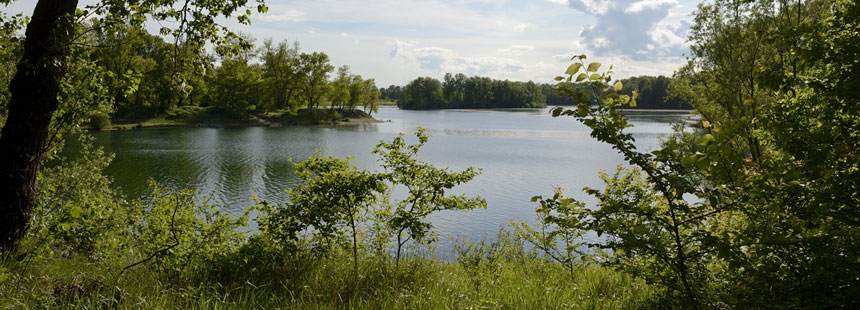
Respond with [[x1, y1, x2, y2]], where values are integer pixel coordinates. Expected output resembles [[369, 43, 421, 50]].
[[104, 106, 379, 130], [0, 233, 651, 309]]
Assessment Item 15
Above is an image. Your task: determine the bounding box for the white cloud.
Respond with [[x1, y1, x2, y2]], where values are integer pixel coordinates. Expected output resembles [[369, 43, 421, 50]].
[[556, 0, 690, 62], [579, 0, 615, 15], [497, 45, 535, 55], [545, 0, 571, 5], [625, 0, 678, 13], [392, 40, 526, 77], [257, 9, 304, 22], [264, 0, 536, 36]]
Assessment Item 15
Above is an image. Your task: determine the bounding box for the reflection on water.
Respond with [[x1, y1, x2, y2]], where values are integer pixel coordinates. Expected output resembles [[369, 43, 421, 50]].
[[79, 106, 695, 253]]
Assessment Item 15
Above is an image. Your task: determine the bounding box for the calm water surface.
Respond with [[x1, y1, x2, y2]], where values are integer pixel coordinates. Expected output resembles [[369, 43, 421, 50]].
[[86, 106, 693, 251]]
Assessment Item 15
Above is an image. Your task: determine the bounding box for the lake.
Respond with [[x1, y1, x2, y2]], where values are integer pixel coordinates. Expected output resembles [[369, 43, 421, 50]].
[[85, 106, 693, 254]]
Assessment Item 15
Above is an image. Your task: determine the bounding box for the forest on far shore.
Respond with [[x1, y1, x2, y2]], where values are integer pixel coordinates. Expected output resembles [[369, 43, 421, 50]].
[[381, 74, 691, 110]]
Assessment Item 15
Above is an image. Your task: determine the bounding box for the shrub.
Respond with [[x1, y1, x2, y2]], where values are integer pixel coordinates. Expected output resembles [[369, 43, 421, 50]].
[[87, 111, 111, 130]]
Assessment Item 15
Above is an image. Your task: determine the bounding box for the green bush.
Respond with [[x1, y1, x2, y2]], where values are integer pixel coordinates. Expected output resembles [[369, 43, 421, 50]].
[[163, 105, 205, 121], [87, 111, 111, 130]]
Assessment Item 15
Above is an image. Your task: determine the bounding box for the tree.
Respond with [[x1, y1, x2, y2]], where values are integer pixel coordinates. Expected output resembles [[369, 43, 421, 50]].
[[356, 78, 380, 115], [274, 153, 386, 271], [548, 58, 707, 307], [206, 59, 263, 114], [400, 74, 545, 110], [260, 39, 300, 111], [542, 0, 860, 306], [510, 186, 586, 277], [297, 52, 333, 110], [328, 65, 351, 109], [397, 77, 444, 110], [379, 85, 401, 101], [372, 128, 486, 265], [0, 0, 267, 250]]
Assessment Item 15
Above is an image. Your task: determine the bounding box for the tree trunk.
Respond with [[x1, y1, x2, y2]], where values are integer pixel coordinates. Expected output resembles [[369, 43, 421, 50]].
[[0, 0, 79, 250]]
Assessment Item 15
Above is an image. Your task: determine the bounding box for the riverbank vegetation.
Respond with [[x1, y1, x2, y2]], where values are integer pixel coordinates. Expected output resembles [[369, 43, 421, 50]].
[[395, 74, 547, 109], [1, 133, 652, 309], [0, 18, 381, 131], [384, 74, 691, 110], [541, 0, 860, 307], [1, 0, 859, 308], [543, 75, 691, 109]]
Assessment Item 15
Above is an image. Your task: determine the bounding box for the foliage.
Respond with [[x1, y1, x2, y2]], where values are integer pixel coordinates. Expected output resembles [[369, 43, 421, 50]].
[[24, 133, 250, 285], [544, 76, 690, 109], [378, 85, 402, 101], [205, 58, 263, 115], [328, 65, 381, 114], [398, 74, 546, 109], [258, 152, 386, 269], [45, 22, 379, 123], [259, 39, 301, 111], [0, 228, 652, 309], [541, 0, 860, 307], [546, 55, 720, 307], [372, 128, 487, 263], [397, 77, 445, 109], [297, 52, 335, 110], [128, 182, 251, 281], [0, 11, 25, 121], [28, 135, 128, 256], [510, 185, 587, 277], [87, 111, 112, 130]]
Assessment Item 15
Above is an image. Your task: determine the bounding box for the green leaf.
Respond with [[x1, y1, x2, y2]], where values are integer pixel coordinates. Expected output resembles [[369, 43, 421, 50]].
[[613, 81, 623, 91], [682, 154, 698, 166], [69, 205, 83, 219], [575, 73, 588, 82], [589, 74, 602, 81], [696, 156, 710, 170], [587, 62, 601, 72], [576, 104, 589, 117], [698, 134, 715, 147], [566, 63, 583, 75]]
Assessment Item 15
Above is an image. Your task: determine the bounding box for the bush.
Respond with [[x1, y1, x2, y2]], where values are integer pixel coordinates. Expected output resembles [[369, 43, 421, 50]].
[[87, 111, 111, 130], [31, 135, 128, 255], [163, 105, 205, 121]]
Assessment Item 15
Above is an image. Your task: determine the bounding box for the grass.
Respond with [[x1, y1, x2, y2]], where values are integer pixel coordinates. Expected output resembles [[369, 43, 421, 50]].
[[0, 233, 652, 309]]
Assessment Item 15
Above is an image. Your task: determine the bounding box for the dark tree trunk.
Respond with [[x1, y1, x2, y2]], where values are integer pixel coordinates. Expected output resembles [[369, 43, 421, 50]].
[[0, 0, 79, 250]]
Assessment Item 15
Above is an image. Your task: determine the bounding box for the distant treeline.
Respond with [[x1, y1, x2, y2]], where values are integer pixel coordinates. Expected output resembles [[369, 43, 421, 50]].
[[384, 73, 546, 110], [381, 75, 691, 110], [544, 75, 692, 109]]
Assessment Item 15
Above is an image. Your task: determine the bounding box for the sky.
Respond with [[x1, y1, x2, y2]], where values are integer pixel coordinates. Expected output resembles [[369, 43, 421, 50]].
[[2, 0, 700, 86]]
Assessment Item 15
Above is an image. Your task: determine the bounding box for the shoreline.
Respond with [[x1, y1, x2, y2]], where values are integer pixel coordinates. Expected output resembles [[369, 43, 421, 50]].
[[101, 108, 383, 131]]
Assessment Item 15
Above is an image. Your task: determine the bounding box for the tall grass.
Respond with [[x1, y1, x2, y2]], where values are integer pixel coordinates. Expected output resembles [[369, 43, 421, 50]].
[[0, 231, 651, 309]]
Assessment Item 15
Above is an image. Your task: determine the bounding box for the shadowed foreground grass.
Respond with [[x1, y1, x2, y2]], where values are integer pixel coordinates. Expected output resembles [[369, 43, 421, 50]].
[[0, 234, 651, 309]]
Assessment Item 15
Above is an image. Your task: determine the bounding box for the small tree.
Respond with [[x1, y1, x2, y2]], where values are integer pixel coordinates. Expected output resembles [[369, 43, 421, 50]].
[[372, 128, 486, 265], [548, 56, 708, 307], [264, 153, 385, 271], [510, 185, 586, 277]]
